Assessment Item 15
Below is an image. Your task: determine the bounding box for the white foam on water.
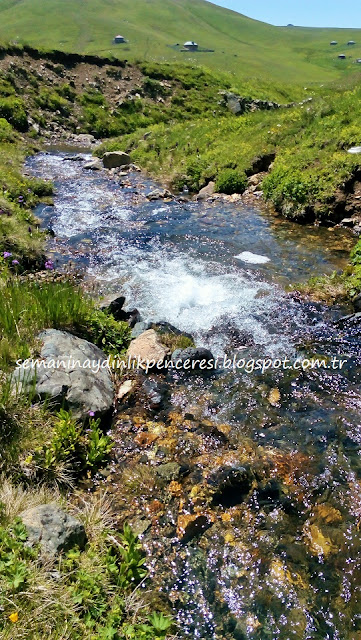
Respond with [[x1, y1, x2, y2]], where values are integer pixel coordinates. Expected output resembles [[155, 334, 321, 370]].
[[90, 241, 292, 354], [235, 251, 271, 264]]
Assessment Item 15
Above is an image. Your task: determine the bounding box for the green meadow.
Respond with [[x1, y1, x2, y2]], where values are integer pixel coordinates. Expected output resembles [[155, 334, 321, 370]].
[[1, 0, 361, 84]]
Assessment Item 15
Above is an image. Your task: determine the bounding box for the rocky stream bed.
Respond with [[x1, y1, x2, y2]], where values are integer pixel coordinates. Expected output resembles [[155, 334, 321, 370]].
[[26, 149, 361, 640]]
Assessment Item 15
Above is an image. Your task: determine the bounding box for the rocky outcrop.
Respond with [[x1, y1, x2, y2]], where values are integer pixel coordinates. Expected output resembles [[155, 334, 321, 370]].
[[102, 151, 131, 169], [221, 91, 281, 115], [20, 504, 86, 555], [14, 329, 114, 419]]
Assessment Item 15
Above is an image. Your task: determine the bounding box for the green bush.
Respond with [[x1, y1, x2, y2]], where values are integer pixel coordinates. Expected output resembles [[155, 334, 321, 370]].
[[216, 168, 247, 194], [35, 88, 70, 115], [142, 77, 170, 99], [85, 309, 131, 355], [0, 97, 28, 131]]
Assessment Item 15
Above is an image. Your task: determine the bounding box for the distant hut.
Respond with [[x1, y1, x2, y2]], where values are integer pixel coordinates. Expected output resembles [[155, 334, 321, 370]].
[[113, 35, 126, 44], [348, 40, 356, 45], [338, 54, 346, 59], [184, 41, 199, 51], [330, 40, 338, 45]]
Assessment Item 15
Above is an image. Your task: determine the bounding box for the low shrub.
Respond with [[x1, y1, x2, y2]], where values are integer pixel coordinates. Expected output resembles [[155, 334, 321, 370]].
[[0, 118, 15, 143], [0, 97, 28, 131], [28, 409, 113, 483], [35, 88, 70, 115], [216, 168, 247, 194], [84, 309, 131, 355]]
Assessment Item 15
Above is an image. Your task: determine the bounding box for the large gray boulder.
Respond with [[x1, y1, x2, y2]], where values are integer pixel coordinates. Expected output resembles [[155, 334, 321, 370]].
[[14, 329, 114, 419], [20, 504, 86, 555], [102, 151, 131, 169]]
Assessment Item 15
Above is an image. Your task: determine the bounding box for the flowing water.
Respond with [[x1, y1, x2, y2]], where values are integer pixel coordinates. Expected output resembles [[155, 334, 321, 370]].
[[28, 151, 361, 639]]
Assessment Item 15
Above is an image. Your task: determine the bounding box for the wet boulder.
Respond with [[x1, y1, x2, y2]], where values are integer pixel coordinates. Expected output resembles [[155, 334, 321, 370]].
[[20, 504, 86, 555], [131, 321, 152, 338], [100, 295, 141, 327], [194, 181, 216, 201], [171, 347, 215, 371], [353, 293, 361, 312], [102, 151, 131, 169], [13, 329, 114, 420], [127, 329, 170, 371], [146, 188, 172, 200], [142, 377, 167, 409], [84, 158, 102, 170], [100, 294, 126, 318]]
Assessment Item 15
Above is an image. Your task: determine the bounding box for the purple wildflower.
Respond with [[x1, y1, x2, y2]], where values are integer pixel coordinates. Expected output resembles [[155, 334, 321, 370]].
[[88, 411, 95, 417], [12, 259, 19, 265], [44, 260, 54, 270], [3, 252, 12, 259]]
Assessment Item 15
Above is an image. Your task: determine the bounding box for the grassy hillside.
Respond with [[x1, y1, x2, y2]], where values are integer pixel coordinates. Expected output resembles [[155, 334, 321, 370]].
[[1, 0, 361, 84]]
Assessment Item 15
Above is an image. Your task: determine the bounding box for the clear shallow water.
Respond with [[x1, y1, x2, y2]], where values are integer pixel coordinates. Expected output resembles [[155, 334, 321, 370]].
[[28, 151, 361, 639], [29, 152, 353, 356]]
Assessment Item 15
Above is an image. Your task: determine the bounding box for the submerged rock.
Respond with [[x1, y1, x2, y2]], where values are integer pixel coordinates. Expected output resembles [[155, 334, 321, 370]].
[[20, 504, 86, 555], [142, 377, 166, 409], [156, 462, 181, 481], [102, 151, 131, 169], [13, 329, 114, 420], [207, 465, 253, 507], [177, 513, 213, 543]]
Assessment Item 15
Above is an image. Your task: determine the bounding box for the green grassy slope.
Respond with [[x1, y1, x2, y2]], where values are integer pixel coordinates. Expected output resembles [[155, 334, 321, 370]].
[[1, 0, 361, 84]]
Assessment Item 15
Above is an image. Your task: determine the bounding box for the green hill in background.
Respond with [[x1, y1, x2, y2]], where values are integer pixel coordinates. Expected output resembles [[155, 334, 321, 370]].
[[1, 0, 361, 84]]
